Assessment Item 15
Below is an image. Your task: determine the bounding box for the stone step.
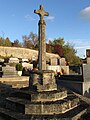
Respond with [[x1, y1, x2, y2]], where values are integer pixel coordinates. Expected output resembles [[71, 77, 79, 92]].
[[2, 81, 29, 88], [3, 71, 17, 75], [2, 75, 19, 78], [10, 90, 32, 100], [6, 95, 80, 115], [3, 71, 18, 77], [0, 107, 30, 120], [0, 104, 88, 120], [10, 89, 67, 102], [3, 69, 16, 71], [2, 66, 16, 70]]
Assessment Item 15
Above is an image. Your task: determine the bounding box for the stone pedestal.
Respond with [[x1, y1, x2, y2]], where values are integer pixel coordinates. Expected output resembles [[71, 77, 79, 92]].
[[29, 70, 57, 92]]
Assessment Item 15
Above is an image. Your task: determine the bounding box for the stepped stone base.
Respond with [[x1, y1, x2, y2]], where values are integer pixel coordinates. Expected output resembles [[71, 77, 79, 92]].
[[0, 85, 89, 119], [6, 93, 79, 115], [0, 101, 88, 120], [0, 69, 89, 119]]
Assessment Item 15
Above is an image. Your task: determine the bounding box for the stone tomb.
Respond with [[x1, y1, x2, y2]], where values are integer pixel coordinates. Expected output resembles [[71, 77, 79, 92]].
[[58, 64, 90, 98], [2, 65, 18, 77]]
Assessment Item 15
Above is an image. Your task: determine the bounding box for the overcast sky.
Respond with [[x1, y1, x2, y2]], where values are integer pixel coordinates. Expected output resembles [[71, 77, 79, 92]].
[[0, 0, 90, 58]]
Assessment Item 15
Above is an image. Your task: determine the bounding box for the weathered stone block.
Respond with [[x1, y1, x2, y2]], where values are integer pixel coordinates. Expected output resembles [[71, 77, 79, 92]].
[[31, 90, 67, 102], [29, 70, 57, 91], [25, 96, 79, 115]]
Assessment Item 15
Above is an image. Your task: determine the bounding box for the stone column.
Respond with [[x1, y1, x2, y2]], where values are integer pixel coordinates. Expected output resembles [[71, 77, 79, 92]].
[[34, 5, 49, 70], [38, 20, 46, 70]]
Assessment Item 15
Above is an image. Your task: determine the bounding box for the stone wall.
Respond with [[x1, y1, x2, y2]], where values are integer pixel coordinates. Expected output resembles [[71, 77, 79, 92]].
[[0, 46, 38, 60], [0, 46, 60, 65]]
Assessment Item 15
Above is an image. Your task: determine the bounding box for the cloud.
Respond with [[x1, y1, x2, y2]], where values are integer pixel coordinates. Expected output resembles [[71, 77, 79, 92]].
[[80, 6, 90, 21], [75, 46, 90, 49], [67, 39, 90, 48], [46, 16, 55, 21], [67, 39, 90, 58], [25, 14, 36, 21]]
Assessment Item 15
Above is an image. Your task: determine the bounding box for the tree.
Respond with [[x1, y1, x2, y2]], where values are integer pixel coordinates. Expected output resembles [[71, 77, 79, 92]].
[[47, 37, 64, 56], [0, 37, 5, 46], [46, 44, 54, 53], [54, 44, 64, 57], [22, 35, 32, 48], [47, 38, 81, 65], [13, 39, 22, 47], [53, 37, 65, 46], [63, 42, 81, 65], [29, 32, 38, 49], [22, 32, 38, 49], [5, 37, 12, 47], [72, 56, 81, 65]]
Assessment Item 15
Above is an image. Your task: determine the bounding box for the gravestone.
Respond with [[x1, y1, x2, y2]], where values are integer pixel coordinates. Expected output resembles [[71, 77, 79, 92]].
[[22, 58, 29, 63], [51, 58, 58, 65], [60, 58, 66, 66], [2, 65, 18, 77], [82, 64, 90, 81], [9, 57, 19, 63]]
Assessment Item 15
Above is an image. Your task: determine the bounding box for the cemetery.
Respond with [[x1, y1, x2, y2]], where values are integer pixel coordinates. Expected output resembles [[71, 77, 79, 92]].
[[0, 4, 89, 120]]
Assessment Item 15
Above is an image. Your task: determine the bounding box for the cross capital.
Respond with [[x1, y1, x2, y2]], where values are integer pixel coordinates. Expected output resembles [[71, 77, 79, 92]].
[[34, 5, 49, 21]]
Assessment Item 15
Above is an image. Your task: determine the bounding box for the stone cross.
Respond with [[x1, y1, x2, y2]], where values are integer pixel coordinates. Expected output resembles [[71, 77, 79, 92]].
[[34, 5, 49, 70]]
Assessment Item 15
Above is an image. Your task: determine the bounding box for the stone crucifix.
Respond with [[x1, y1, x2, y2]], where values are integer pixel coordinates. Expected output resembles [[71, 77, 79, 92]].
[[34, 5, 49, 70]]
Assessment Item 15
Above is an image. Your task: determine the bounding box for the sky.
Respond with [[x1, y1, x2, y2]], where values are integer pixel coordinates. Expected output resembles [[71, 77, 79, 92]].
[[0, 0, 90, 58]]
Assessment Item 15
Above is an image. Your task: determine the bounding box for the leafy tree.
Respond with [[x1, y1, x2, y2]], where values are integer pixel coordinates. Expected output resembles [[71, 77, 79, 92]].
[[72, 56, 81, 65], [53, 37, 65, 46], [13, 39, 22, 47], [48, 40, 53, 45], [63, 42, 80, 65], [54, 44, 64, 57], [46, 44, 54, 53], [0, 37, 5, 46], [47, 38, 81, 65], [47, 38, 64, 56], [5, 37, 12, 46]]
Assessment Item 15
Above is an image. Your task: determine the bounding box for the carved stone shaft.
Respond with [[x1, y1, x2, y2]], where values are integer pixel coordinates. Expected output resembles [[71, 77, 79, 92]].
[[34, 5, 49, 70]]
